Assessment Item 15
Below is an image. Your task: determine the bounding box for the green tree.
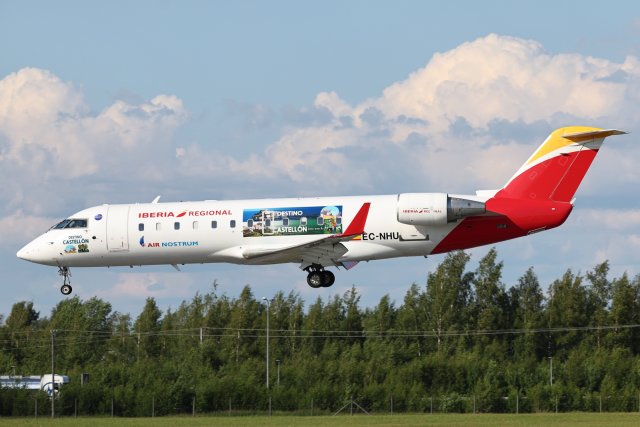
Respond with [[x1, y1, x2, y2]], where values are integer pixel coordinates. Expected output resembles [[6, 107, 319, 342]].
[[510, 267, 546, 359], [472, 248, 509, 354], [134, 297, 162, 359], [547, 269, 589, 357], [424, 251, 473, 352], [586, 261, 611, 349], [609, 273, 640, 351], [49, 296, 114, 366]]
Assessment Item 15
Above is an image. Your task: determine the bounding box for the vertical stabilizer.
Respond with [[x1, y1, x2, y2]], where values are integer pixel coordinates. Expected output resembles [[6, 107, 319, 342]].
[[496, 127, 626, 202]]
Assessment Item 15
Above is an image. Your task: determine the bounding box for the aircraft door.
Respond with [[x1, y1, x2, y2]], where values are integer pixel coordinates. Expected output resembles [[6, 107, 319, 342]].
[[106, 205, 130, 252]]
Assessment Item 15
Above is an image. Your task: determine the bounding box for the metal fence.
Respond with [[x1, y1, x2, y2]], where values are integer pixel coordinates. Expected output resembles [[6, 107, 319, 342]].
[[2, 388, 640, 417]]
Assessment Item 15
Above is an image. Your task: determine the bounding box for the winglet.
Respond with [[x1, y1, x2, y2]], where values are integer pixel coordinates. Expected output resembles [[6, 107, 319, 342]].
[[339, 202, 371, 237]]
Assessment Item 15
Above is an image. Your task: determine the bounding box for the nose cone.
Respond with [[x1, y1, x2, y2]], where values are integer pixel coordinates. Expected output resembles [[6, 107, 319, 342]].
[[17, 244, 31, 261], [16, 239, 57, 265]]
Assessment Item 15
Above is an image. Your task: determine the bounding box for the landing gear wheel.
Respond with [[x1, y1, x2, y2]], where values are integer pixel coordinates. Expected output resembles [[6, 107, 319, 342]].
[[307, 272, 323, 288], [321, 271, 335, 287], [58, 266, 72, 295]]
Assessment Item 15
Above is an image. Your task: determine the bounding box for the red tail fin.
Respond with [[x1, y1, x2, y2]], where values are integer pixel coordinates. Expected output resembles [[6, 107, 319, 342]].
[[496, 127, 625, 202]]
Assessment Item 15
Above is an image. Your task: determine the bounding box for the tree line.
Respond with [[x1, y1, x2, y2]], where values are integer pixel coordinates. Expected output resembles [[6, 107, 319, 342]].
[[1, 249, 640, 416]]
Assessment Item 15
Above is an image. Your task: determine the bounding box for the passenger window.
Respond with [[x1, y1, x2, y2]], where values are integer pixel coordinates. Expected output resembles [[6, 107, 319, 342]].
[[247, 219, 254, 228], [211, 220, 217, 229], [230, 220, 236, 228], [317, 216, 324, 225], [156, 223, 162, 231], [301, 217, 307, 226], [265, 219, 271, 227], [174, 222, 180, 230], [283, 217, 289, 226], [336, 216, 342, 225], [138, 223, 144, 231], [193, 221, 199, 230]]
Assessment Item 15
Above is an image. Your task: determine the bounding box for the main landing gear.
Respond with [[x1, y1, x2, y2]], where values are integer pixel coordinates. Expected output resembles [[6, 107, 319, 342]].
[[58, 266, 72, 295], [305, 264, 335, 288]]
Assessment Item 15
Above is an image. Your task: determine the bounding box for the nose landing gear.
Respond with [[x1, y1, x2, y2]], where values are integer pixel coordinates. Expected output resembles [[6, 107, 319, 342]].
[[58, 267, 72, 295], [305, 264, 335, 288]]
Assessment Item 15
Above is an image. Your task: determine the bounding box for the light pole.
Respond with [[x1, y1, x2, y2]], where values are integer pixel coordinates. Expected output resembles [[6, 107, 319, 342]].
[[51, 329, 55, 418], [548, 356, 553, 386], [262, 297, 270, 389], [276, 359, 281, 386]]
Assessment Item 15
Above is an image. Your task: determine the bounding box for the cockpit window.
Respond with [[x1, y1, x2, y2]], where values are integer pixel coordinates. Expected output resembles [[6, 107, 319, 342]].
[[67, 219, 87, 228], [52, 219, 71, 229], [51, 219, 88, 229]]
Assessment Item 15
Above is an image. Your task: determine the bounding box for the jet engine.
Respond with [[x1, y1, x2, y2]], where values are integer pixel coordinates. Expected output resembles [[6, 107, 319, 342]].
[[397, 193, 486, 226]]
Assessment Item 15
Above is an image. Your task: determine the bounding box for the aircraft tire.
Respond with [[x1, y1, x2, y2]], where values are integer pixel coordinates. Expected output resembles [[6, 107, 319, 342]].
[[321, 271, 335, 287], [60, 284, 72, 295], [307, 272, 323, 288]]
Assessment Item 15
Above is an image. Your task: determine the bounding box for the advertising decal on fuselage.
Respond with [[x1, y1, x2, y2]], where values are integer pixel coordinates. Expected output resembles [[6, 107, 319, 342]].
[[242, 206, 342, 237], [63, 235, 90, 254]]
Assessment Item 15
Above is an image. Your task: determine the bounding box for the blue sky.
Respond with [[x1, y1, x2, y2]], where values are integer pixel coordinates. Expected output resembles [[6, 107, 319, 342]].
[[2, 1, 640, 318]]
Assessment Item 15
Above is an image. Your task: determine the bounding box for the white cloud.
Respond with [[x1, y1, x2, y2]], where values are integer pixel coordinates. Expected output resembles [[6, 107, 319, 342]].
[[0, 68, 181, 176], [0, 212, 56, 246], [0, 67, 188, 216], [95, 272, 194, 300], [572, 209, 640, 231], [176, 34, 640, 196]]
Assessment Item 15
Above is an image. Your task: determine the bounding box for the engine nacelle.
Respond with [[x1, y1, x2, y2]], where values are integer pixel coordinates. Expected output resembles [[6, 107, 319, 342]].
[[397, 193, 486, 226]]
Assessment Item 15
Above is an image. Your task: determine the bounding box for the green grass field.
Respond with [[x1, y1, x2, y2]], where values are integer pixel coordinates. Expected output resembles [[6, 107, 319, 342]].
[[0, 413, 639, 427]]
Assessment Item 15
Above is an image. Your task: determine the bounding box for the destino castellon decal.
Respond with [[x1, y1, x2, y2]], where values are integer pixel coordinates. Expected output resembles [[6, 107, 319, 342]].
[[242, 206, 342, 237]]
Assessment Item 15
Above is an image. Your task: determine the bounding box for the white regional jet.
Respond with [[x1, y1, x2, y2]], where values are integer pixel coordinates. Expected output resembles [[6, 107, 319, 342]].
[[17, 126, 625, 295]]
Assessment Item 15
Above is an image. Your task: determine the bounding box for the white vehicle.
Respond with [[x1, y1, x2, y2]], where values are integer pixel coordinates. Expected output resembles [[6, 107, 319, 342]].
[[17, 127, 624, 295], [0, 374, 69, 397]]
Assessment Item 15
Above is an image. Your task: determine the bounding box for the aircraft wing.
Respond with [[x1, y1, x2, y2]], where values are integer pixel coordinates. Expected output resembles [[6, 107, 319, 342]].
[[242, 202, 371, 267]]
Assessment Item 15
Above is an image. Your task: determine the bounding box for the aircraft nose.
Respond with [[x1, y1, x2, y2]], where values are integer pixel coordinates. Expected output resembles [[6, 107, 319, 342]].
[[16, 244, 31, 261], [16, 238, 58, 265], [16, 243, 36, 262]]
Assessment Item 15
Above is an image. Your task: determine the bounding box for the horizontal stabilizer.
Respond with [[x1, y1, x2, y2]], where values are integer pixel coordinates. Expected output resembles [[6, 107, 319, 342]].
[[562, 129, 627, 142]]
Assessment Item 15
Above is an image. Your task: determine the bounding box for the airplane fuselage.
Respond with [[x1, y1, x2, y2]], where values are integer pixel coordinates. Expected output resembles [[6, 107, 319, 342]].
[[19, 194, 483, 269]]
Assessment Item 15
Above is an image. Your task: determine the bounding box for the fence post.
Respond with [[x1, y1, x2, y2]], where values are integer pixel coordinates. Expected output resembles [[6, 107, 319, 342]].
[[390, 396, 393, 415], [152, 396, 155, 418], [430, 396, 433, 414], [35, 398, 37, 418], [229, 398, 231, 416], [74, 398, 77, 417], [269, 396, 272, 416], [516, 392, 519, 414], [192, 396, 195, 416], [473, 395, 476, 414], [555, 396, 558, 413], [311, 398, 313, 416], [599, 394, 602, 413], [111, 398, 114, 417]]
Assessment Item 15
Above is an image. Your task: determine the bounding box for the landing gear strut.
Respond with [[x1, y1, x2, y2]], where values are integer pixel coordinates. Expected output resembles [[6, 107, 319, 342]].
[[305, 264, 335, 288], [58, 267, 72, 295]]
